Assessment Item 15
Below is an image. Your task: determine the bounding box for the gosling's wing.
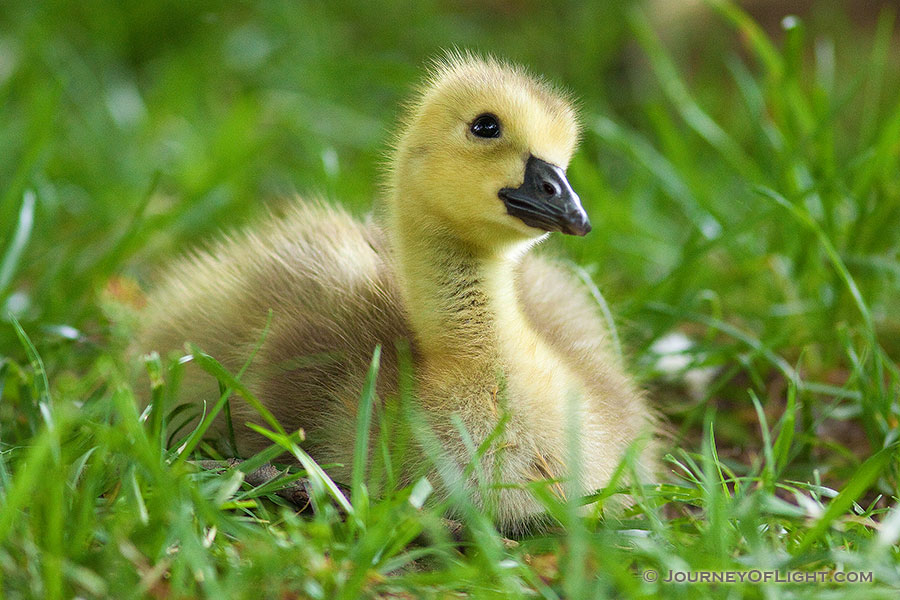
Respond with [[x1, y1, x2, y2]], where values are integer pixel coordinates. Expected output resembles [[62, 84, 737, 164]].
[[515, 254, 622, 368], [134, 202, 411, 455], [515, 253, 648, 402], [515, 253, 657, 478], [238, 206, 413, 459]]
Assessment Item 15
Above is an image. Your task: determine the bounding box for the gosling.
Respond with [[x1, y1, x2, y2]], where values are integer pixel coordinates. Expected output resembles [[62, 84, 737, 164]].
[[136, 53, 656, 532]]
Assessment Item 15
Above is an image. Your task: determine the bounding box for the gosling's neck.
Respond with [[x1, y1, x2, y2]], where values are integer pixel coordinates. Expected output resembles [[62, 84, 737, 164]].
[[389, 208, 537, 366]]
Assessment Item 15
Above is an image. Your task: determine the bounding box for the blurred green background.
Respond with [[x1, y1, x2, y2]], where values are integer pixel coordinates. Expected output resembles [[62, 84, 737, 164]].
[[2, 1, 899, 596], [2, 0, 899, 484]]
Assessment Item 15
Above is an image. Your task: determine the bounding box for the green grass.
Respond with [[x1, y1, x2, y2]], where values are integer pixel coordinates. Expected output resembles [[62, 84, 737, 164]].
[[2, 0, 899, 597]]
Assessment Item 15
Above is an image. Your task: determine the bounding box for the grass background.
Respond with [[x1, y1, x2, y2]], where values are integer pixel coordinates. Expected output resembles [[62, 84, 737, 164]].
[[1, 0, 899, 597]]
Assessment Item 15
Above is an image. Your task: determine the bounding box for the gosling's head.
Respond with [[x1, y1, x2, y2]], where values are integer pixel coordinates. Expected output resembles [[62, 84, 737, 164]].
[[388, 52, 589, 254]]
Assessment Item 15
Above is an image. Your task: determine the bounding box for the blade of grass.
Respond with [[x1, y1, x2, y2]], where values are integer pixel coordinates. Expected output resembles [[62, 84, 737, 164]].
[[142, 352, 166, 454], [0, 190, 36, 296], [0, 419, 59, 541], [247, 422, 354, 516], [592, 116, 722, 237], [628, 7, 761, 180], [859, 7, 897, 150], [794, 442, 898, 554], [234, 430, 306, 475], [704, 0, 784, 78], [750, 390, 775, 491], [773, 380, 798, 474], [188, 344, 284, 436], [9, 313, 53, 432], [351, 344, 381, 517], [756, 187, 874, 334]]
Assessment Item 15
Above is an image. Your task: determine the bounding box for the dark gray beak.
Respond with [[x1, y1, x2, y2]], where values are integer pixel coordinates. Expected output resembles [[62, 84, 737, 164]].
[[498, 155, 591, 236]]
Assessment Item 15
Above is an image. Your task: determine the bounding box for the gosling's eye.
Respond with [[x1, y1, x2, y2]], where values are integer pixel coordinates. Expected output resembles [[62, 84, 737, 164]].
[[470, 113, 501, 139]]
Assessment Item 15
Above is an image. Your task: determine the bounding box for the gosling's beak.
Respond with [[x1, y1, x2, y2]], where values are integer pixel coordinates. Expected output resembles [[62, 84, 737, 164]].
[[499, 155, 591, 236]]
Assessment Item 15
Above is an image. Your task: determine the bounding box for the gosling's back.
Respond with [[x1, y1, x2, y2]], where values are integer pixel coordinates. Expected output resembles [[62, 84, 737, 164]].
[[138, 203, 410, 469]]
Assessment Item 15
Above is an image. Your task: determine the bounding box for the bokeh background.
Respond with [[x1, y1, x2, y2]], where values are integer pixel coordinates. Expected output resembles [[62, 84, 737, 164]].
[[2, 0, 899, 596]]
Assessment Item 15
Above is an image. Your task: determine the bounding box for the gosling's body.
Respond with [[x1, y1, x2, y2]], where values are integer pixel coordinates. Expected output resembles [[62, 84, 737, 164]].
[[137, 55, 655, 531]]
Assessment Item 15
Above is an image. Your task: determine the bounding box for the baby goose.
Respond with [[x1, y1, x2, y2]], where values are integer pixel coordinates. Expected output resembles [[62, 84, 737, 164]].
[[137, 54, 656, 531]]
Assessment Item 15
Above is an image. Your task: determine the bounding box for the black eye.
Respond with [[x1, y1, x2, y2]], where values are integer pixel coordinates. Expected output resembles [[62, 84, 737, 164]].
[[470, 113, 501, 139]]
